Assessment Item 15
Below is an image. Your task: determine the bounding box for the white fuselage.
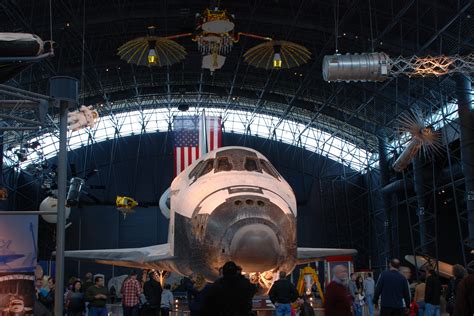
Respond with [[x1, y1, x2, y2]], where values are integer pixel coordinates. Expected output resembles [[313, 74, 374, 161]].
[[165, 146, 298, 279]]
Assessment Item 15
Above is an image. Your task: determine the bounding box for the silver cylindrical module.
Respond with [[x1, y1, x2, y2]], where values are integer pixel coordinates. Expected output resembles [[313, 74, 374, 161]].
[[322, 52, 391, 82], [392, 139, 421, 172]]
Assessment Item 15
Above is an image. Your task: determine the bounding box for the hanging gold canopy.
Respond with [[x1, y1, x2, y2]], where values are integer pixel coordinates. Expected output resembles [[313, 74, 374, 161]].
[[117, 35, 186, 67], [243, 40, 311, 70]]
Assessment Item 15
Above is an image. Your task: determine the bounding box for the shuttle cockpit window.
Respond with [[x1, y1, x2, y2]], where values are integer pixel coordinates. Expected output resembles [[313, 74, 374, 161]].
[[189, 160, 205, 180], [197, 159, 214, 178], [244, 157, 262, 173], [260, 159, 280, 180], [216, 157, 233, 172]]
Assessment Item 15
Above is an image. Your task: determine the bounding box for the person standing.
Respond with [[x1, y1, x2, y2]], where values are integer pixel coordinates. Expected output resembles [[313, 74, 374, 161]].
[[143, 271, 162, 316], [373, 258, 411, 316], [296, 296, 315, 316], [324, 265, 352, 316], [269, 271, 299, 316], [121, 272, 142, 316], [82, 273, 94, 314], [425, 269, 441, 316], [83, 273, 94, 293], [160, 283, 174, 316], [39, 277, 55, 313], [364, 273, 375, 316], [188, 274, 212, 316], [446, 264, 466, 315], [65, 280, 86, 316], [34, 278, 52, 316], [413, 278, 426, 316], [453, 273, 474, 316], [203, 261, 257, 316], [349, 273, 362, 316], [85, 276, 109, 316]]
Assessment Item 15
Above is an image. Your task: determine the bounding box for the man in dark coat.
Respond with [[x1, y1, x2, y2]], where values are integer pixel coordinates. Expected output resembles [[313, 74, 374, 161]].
[[268, 271, 299, 316], [373, 258, 411, 316], [453, 274, 474, 316], [143, 271, 163, 316], [203, 261, 256, 316], [324, 265, 352, 316]]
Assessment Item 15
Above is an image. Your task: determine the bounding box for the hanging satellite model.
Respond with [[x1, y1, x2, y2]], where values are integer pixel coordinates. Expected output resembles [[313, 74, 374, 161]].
[[392, 109, 442, 172], [39, 195, 72, 224], [116, 196, 139, 218], [323, 52, 474, 82], [117, 5, 311, 73]]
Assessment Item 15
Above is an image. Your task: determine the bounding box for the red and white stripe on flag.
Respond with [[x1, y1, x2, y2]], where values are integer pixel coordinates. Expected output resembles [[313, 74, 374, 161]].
[[202, 116, 223, 152], [174, 116, 222, 176], [174, 146, 200, 177]]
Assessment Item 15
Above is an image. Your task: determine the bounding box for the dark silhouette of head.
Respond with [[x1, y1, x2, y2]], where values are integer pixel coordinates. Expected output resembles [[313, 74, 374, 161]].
[[222, 261, 238, 277], [452, 264, 467, 279], [390, 258, 401, 269]]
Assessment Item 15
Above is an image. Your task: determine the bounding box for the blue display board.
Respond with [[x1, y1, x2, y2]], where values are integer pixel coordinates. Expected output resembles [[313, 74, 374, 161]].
[[0, 215, 38, 273]]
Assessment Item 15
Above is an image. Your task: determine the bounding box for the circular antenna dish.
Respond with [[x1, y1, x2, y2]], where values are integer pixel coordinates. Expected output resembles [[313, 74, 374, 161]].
[[39, 196, 71, 224]]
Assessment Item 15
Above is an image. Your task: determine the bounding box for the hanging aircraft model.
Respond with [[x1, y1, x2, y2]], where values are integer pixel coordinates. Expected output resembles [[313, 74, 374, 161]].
[[64, 146, 357, 290]]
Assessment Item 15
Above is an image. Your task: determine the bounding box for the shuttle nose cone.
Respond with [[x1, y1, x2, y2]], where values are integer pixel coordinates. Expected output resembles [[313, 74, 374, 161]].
[[229, 224, 280, 272]]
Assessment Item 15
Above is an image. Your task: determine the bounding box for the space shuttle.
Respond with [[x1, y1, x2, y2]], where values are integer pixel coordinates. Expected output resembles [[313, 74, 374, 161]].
[[64, 118, 357, 286]]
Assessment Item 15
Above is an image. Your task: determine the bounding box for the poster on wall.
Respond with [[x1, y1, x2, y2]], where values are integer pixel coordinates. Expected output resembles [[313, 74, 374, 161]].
[[0, 215, 38, 315], [0, 215, 38, 273]]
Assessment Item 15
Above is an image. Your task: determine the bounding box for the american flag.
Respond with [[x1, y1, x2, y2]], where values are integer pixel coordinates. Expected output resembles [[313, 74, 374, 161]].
[[173, 115, 222, 176]]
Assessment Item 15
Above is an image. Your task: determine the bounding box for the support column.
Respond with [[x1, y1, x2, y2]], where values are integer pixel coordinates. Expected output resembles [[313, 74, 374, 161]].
[[377, 134, 391, 262], [413, 156, 427, 253], [0, 132, 4, 210], [456, 74, 474, 248], [49, 77, 78, 316]]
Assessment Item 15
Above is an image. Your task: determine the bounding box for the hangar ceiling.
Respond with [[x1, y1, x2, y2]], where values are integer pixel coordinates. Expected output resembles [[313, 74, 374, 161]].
[[0, 0, 473, 161]]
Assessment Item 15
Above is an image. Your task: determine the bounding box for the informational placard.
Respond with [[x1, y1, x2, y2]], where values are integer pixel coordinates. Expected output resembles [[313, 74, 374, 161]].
[[0, 215, 38, 315], [0, 215, 38, 273]]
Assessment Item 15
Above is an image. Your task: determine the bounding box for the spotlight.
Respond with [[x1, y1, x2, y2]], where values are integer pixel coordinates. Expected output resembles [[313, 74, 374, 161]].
[[273, 45, 282, 69], [148, 45, 158, 66]]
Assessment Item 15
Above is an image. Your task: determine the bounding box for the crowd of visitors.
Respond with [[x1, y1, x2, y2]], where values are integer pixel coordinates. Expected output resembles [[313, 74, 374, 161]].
[[32, 257, 474, 316]]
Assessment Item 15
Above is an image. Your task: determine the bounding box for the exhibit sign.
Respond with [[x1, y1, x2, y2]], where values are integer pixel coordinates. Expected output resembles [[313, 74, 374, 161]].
[[324, 256, 354, 286], [0, 215, 38, 315]]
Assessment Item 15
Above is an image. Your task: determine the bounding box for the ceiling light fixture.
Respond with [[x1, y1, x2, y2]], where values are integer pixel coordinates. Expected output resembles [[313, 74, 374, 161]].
[[273, 45, 282, 69], [148, 41, 158, 65]]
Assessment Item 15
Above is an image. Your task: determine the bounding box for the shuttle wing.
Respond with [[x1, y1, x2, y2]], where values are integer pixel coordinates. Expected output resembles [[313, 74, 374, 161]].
[[297, 247, 358, 265], [63, 243, 175, 269]]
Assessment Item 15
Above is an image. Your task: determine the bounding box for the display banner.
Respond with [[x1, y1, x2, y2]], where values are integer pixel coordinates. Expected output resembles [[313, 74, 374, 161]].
[[0, 215, 38, 315]]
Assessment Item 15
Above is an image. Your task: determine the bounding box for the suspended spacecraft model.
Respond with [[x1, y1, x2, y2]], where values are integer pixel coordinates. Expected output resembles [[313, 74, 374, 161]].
[[392, 109, 442, 172], [117, 5, 311, 73]]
